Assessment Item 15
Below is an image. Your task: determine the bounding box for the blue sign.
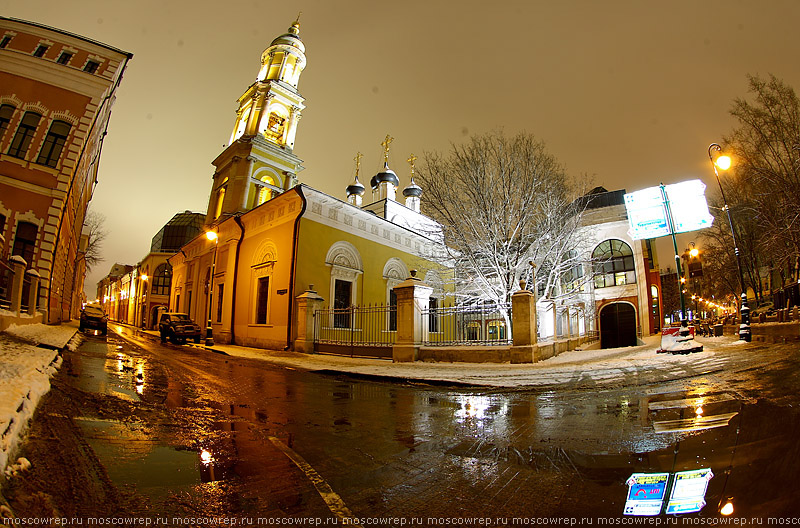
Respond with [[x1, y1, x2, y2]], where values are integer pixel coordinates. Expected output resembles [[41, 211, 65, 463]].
[[624, 473, 669, 516]]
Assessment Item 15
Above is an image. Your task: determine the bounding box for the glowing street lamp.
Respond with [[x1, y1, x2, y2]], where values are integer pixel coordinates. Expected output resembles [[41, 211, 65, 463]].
[[708, 143, 751, 342], [205, 230, 219, 346]]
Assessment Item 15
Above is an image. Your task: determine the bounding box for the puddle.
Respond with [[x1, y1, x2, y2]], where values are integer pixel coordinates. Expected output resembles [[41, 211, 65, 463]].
[[72, 341, 145, 402], [79, 418, 201, 492]]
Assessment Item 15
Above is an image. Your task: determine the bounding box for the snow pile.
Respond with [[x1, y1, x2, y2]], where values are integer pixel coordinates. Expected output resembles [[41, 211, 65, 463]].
[[0, 334, 64, 476], [4, 323, 78, 349], [4, 456, 31, 478]]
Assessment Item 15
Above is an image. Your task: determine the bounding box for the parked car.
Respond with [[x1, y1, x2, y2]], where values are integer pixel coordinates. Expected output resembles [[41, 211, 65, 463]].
[[159, 312, 202, 344], [80, 305, 108, 335]]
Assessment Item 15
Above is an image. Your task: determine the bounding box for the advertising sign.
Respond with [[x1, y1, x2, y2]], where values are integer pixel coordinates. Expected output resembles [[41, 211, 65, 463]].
[[624, 180, 714, 240], [624, 473, 669, 516], [666, 468, 714, 514]]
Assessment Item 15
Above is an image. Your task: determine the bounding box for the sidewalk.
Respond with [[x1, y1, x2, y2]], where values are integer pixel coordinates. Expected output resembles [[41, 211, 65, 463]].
[[0, 321, 81, 475], [111, 322, 747, 389]]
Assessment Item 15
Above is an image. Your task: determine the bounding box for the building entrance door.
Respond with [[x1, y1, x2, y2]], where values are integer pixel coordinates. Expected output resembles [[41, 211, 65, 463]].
[[600, 302, 637, 349]]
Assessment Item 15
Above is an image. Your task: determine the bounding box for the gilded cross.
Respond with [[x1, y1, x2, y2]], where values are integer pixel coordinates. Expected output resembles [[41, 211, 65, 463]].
[[381, 134, 394, 164], [354, 152, 363, 178], [407, 153, 417, 178]]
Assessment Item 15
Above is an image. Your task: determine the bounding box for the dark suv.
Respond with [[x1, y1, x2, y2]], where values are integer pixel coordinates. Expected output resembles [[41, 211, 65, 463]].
[[158, 312, 202, 344], [79, 305, 108, 335]]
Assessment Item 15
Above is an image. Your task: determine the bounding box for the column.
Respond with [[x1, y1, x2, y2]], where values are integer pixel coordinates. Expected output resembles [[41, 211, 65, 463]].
[[392, 271, 432, 363]]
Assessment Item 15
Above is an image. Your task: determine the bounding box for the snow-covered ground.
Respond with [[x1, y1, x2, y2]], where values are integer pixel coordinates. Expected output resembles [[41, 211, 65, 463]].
[[0, 323, 80, 475]]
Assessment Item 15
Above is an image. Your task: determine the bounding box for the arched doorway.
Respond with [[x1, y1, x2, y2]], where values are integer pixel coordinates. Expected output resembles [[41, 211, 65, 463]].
[[600, 302, 637, 349]]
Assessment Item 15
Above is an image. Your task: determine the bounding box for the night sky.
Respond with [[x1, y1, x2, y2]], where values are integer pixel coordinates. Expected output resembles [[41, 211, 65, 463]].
[[3, 1, 800, 296]]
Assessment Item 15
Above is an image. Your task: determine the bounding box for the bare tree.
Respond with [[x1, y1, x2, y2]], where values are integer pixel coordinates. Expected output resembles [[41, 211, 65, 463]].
[[82, 210, 108, 272], [700, 74, 800, 306], [417, 131, 587, 312]]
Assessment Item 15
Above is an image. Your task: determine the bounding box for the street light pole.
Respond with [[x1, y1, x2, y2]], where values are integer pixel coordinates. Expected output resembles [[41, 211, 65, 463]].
[[708, 143, 751, 342], [205, 230, 219, 346]]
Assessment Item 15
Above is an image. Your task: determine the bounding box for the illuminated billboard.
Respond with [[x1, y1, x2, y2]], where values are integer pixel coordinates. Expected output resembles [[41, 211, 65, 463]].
[[624, 180, 714, 240], [624, 473, 669, 516], [623, 469, 713, 516]]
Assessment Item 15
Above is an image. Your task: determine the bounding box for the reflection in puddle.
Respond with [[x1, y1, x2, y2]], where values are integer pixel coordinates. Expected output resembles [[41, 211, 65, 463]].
[[72, 342, 148, 403], [79, 418, 200, 492]]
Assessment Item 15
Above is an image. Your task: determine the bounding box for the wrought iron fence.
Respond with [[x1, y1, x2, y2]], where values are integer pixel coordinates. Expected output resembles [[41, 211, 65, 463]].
[[422, 301, 513, 346], [314, 304, 397, 347], [0, 258, 43, 313], [0, 259, 11, 310]]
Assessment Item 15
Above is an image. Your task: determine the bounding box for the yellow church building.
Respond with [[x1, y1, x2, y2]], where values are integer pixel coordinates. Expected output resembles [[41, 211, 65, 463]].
[[168, 19, 449, 353]]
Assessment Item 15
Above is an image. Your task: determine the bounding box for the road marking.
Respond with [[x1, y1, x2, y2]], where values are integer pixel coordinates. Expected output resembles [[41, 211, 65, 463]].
[[267, 435, 363, 527]]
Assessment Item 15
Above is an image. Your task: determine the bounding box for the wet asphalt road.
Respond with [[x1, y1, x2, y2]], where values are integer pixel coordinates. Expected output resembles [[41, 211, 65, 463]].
[[8, 327, 800, 523]]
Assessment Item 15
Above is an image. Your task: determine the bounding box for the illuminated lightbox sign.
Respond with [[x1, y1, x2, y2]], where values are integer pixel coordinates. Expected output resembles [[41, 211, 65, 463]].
[[624, 473, 669, 516], [624, 180, 714, 240], [666, 468, 714, 515], [623, 469, 713, 516]]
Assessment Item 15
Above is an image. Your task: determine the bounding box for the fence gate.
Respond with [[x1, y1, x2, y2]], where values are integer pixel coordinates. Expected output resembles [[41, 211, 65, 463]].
[[313, 305, 396, 359]]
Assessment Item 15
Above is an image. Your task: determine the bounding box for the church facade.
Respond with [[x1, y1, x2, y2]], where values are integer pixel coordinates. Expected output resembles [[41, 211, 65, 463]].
[[168, 20, 449, 351]]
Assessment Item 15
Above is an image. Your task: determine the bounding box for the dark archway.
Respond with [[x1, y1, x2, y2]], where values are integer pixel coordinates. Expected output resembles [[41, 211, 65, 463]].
[[599, 302, 637, 349]]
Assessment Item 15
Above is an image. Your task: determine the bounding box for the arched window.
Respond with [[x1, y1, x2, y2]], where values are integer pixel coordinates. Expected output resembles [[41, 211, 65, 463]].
[[592, 239, 636, 288], [36, 120, 71, 167], [214, 183, 227, 220], [325, 241, 363, 328], [0, 104, 16, 139], [257, 175, 278, 205], [12, 221, 38, 265], [8, 111, 41, 159], [151, 263, 172, 296]]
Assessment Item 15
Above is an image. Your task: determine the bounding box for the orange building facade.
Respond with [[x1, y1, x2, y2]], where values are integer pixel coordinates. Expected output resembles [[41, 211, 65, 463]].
[[0, 17, 131, 323]]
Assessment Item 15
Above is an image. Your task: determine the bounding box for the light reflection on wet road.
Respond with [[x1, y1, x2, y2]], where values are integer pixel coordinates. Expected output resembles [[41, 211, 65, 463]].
[[65, 329, 800, 519]]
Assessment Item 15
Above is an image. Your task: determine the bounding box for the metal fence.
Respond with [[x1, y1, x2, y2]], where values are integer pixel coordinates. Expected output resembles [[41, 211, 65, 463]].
[[313, 304, 396, 358], [422, 302, 513, 346], [0, 258, 43, 313], [0, 260, 11, 310]]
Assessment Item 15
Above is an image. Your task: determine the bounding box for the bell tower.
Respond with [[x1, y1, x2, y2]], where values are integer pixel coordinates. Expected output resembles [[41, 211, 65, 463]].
[[206, 17, 307, 224]]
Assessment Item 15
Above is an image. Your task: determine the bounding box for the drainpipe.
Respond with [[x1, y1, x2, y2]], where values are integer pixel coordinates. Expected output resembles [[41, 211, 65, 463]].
[[286, 186, 307, 350], [229, 214, 245, 344]]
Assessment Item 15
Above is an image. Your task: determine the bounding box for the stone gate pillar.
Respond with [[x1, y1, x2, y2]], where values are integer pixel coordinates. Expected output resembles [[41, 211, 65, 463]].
[[511, 280, 539, 363], [294, 285, 325, 353], [26, 269, 41, 316], [392, 270, 432, 363], [9, 255, 26, 313]]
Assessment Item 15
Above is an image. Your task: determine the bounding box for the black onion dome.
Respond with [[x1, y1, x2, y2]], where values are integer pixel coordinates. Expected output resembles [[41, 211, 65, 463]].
[[403, 177, 422, 198], [370, 162, 399, 189], [346, 177, 365, 197]]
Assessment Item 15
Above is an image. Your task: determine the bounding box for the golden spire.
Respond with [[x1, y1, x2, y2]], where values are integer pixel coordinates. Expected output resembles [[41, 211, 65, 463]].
[[407, 153, 417, 179], [381, 134, 394, 165], [289, 12, 302, 34]]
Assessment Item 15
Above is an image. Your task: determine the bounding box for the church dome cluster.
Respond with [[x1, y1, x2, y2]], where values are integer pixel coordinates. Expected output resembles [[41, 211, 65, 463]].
[[345, 137, 423, 213]]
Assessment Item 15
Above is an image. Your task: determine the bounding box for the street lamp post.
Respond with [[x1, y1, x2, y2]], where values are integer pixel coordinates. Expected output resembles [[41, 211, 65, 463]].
[[205, 230, 219, 346], [708, 143, 751, 342]]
